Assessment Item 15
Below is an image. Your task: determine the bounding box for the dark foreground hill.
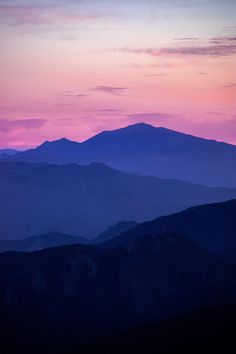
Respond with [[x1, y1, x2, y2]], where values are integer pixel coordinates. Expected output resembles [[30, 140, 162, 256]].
[[2, 307, 235, 354], [2, 306, 236, 354], [86, 306, 236, 354], [102, 200, 236, 253], [0, 233, 235, 354], [1, 161, 236, 240], [4, 123, 236, 187], [0, 232, 86, 253]]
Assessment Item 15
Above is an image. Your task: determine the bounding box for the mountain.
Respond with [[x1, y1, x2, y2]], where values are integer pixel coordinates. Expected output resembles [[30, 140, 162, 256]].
[[103, 200, 236, 253], [3, 123, 236, 187], [36, 138, 81, 155], [0, 148, 19, 156], [1, 161, 236, 240], [0, 232, 235, 354], [0, 231, 86, 253], [93, 220, 138, 244]]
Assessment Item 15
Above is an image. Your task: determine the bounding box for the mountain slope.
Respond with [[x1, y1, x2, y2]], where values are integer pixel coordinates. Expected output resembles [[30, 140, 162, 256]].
[[4, 123, 236, 187], [102, 200, 236, 253], [1, 161, 236, 240]]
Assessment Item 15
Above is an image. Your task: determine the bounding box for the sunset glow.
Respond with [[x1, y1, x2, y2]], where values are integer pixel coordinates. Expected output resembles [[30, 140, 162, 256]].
[[0, 0, 236, 148]]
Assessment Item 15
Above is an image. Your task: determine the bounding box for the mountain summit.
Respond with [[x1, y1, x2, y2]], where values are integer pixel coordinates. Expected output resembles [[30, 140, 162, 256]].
[[2, 123, 236, 187]]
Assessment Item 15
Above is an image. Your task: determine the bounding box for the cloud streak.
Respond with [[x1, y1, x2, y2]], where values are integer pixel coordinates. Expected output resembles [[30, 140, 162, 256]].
[[126, 112, 176, 122], [0, 119, 48, 133], [123, 44, 236, 57], [56, 91, 88, 98], [223, 83, 236, 88], [91, 86, 127, 95], [0, 3, 102, 27]]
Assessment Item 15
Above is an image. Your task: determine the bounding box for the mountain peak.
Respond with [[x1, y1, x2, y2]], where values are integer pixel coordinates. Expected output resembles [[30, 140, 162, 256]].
[[39, 137, 74, 146], [56, 137, 72, 143], [128, 122, 155, 129], [97, 123, 171, 137], [34, 137, 81, 156], [117, 122, 160, 132], [48, 137, 73, 144]]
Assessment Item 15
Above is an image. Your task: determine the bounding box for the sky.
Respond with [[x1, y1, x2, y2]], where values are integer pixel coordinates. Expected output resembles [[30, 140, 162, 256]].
[[0, 0, 236, 149]]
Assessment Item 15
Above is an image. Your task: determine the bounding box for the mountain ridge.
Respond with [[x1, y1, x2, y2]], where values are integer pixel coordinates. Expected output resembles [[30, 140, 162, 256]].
[[2, 123, 236, 187], [100, 199, 236, 253], [26, 123, 236, 148]]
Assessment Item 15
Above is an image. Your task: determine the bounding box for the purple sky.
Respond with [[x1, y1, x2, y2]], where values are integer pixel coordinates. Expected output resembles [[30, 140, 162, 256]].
[[0, 0, 236, 148]]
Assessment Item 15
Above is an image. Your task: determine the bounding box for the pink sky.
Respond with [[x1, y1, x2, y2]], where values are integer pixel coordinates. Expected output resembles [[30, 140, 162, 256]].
[[0, 0, 236, 149]]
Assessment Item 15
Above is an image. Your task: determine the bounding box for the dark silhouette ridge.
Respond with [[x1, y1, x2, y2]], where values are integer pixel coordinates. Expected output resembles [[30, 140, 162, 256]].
[[100, 199, 236, 253], [1, 161, 236, 240], [2, 123, 236, 187]]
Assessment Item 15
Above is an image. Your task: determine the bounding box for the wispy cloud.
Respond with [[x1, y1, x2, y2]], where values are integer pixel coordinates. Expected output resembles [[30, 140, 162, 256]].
[[98, 109, 123, 113], [122, 44, 236, 57], [143, 73, 167, 77], [76, 94, 88, 98], [173, 37, 199, 41], [56, 91, 87, 98], [223, 83, 236, 88], [56, 103, 75, 106], [0, 119, 48, 132], [91, 86, 127, 95], [126, 112, 176, 122], [206, 112, 223, 115], [0, 4, 54, 26], [0, 3, 102, 27], [210, 36, 236, 44]]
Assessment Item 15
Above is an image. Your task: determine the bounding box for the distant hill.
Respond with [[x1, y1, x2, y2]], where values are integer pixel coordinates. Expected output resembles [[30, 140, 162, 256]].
[[0, 148, 19, 156], [103, 200, 236, 253], [1, 161, 236, 240], [0, 231, 86, 253], [0, 232, 235, 353], [3, 123, 236, 187]]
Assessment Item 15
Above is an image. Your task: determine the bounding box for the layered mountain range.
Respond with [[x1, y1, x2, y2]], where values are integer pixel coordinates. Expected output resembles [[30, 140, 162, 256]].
[[0, 123, 236, 353], [1, 161, 236, 240], [1, 200, 235, 253], [2, 123, 236, 187], [0, 200, 236, 353]]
